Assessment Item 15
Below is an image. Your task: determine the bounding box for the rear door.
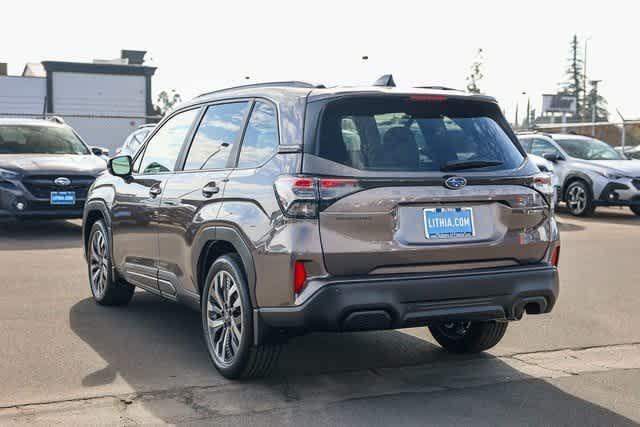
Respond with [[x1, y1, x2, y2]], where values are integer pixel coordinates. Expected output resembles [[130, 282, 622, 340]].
[[156, 101, 251, 297], [305, 95, 550, 276], [112, 108, 200, 292]]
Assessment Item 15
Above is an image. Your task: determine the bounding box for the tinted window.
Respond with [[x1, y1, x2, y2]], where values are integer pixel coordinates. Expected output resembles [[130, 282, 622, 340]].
[[184, 102, 249, 170], [316, 97, 524, 172], [139, 109, 198, 174], [555, 137, 624, 160], [0, 125, 89, 155], [530, 139, 559, 157], [237, 102, 278, 168]]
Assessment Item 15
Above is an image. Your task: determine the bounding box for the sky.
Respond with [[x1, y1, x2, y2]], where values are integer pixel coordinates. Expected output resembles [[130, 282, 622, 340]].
[[2, 0, 638, 120]]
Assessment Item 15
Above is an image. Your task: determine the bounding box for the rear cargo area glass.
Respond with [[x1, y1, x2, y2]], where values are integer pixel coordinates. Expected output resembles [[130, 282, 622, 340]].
[[315, 97, 523, 172]]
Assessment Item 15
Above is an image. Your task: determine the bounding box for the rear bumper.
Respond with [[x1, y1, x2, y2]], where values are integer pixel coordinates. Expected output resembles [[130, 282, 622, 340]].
[[256, 265, 558, 343]]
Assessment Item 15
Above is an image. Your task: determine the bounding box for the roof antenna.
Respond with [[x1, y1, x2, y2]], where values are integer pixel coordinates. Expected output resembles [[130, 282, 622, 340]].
[[373, 74, 396, 87]]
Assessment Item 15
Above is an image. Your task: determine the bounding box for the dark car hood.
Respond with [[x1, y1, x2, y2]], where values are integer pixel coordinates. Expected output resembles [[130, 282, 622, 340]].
[[0, 154, 107, 175]]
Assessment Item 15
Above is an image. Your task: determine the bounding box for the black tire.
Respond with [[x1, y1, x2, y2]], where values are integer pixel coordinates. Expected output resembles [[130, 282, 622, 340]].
[[630, 205, 640, 216], [201, 254, 281, 379], [564, 180, 595, 216], [429, 320, 508, 354], [87, 220, 135, 306]]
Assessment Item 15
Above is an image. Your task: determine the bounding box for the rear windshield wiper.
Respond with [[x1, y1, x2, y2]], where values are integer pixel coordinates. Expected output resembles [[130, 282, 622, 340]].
[[441, 160, 503, 172]]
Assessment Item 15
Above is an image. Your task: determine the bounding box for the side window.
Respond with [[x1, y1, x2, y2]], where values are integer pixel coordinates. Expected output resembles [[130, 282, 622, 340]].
[[530, 138, 558, 157], [518, 137, 532, 152], [237, 102, 279, 168], [138, 109, 199, 174], [184, 102, 249, 170]]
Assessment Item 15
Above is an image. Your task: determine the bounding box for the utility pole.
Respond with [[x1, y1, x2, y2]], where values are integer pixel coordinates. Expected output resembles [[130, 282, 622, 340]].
[[617, 109, 626, 151], [525, 94, 531, 129], [590, 79, 601, 136], [583, 36, 592, 120]]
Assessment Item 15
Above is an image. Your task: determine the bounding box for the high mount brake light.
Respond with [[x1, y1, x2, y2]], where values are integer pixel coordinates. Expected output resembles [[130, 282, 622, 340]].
[[274, 176, 362, 218], [409, 95, 448, 102]]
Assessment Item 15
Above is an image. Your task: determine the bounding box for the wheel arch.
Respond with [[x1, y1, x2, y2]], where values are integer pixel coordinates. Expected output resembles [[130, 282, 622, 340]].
[[562, 172, 594, 201], [83, 200, 111, 260], [193, 226, 258, 307]]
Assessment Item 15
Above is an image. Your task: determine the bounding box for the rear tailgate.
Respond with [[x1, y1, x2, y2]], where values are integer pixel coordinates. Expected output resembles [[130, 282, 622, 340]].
[[319, 183, 550, 276], [304, 93, 551, 276]]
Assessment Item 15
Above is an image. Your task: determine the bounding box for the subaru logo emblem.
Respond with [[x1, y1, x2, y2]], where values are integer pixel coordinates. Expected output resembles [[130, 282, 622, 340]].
[[444, 176, 467, 190], [54, 177, 71, 186]]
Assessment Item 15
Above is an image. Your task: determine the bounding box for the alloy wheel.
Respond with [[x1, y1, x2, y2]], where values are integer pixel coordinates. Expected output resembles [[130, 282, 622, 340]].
[[436, 321, 471, 340], [89, 230, 108, 298], [206, 270, 243, 366], [567, 185, 587, 214]]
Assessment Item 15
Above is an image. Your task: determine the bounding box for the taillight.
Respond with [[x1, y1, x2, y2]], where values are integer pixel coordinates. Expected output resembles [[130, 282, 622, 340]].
[[550, 246, 560, 267], [274, 175, 362, 218], [293, 261, 307, 294], [529, 173, 554, 204]]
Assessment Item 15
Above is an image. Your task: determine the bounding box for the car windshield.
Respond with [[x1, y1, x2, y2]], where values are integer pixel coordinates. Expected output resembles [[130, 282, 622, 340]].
[[555, 137, 624, 160], [315, 96, 524, 172], [0, 125, 89, 155]]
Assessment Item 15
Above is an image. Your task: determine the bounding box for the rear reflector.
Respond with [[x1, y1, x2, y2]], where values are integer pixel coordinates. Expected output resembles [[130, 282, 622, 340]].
[[550, 246, 560, 267], [293, 261, 307, 294]]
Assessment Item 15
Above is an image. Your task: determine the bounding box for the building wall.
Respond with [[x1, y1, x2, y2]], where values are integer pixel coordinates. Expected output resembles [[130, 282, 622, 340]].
[[0, 76, 46, 115], [51, 72, 147, 152]]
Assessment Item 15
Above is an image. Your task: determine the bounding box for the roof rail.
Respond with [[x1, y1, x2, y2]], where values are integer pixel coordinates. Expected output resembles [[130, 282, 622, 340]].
[[196, 81, 319, 98], [415, 85, 460, 91]]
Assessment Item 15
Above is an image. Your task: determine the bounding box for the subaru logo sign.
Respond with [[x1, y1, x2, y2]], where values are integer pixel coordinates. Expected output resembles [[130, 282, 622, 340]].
[[444, 176, 467, 190], [54, 177, 71, 186]]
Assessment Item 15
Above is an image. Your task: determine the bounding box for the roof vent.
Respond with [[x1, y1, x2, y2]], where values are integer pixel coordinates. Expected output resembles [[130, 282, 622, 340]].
[[373, 74, 396, 87]]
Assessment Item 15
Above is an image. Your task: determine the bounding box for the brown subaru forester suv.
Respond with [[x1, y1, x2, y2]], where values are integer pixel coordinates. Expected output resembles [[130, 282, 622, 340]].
[[83, 79, 560, 379]]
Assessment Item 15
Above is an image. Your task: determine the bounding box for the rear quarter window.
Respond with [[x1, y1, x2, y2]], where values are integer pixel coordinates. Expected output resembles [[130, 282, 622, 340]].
[[312, 96, 524, 173]]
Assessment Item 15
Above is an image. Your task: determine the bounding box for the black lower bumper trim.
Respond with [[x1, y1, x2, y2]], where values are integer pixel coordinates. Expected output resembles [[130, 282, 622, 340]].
[[256, 265, 559, 343]]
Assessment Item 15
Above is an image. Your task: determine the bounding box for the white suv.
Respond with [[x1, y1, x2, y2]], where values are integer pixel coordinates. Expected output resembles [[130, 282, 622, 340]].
[[518, 132, 640, 216]]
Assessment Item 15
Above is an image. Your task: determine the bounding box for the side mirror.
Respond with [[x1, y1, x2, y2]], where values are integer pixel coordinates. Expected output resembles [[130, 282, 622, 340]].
[[542, 152, 560, 162], [108, 155, 133, 177], [91, 146, 110, 157]]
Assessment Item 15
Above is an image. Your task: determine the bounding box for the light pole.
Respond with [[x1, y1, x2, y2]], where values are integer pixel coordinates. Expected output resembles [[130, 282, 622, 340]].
[[583, 36, 592, 119], [589, 79, 601, 136]]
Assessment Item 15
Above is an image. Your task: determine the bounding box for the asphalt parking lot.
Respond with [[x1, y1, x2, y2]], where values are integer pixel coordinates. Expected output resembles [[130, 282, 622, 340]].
[[1, 208, 639, 426]]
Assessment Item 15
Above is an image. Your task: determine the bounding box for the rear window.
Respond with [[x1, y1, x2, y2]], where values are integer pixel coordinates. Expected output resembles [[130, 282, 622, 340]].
[[314, 97, 524, 172]]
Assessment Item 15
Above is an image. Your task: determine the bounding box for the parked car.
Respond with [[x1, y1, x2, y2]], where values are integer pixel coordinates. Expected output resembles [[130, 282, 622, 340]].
[[615, 144, 640, 160], [83, 80, 560, 379], [518, 132, 640, 216], [528, 153, 560, 207], [115, 123, 155, 157], [0, 118, 107, 220]]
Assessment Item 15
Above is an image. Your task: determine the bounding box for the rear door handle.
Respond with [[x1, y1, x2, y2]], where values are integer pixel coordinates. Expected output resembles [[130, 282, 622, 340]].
[[149, 185, 162, 197], [202, 182, 220, 198]]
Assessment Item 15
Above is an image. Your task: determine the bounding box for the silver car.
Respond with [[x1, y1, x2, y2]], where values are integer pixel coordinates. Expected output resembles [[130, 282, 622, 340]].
[[115, 124, 155, 157], [518, 132, 640, 216]]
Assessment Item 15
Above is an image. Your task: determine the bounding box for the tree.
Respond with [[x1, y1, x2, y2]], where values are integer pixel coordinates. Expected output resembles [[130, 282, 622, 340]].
[[584, 81, 609, 122], [156, 89, 182, 115], [558, 35, 584, 120], [466, 48, 484, 94]]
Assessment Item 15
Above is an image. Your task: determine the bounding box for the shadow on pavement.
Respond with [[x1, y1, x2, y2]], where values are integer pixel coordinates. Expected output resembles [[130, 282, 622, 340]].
[[0, 219, 82, 250], [69, 293, 637, 425]]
